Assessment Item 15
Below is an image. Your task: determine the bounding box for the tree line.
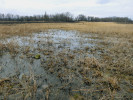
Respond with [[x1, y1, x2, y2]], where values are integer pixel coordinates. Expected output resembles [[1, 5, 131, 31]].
[[0, 12, 132, 23]]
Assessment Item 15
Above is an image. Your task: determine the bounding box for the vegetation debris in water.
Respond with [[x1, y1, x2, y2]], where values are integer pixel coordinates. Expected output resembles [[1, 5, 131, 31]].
[[34, 54, 41, 59]]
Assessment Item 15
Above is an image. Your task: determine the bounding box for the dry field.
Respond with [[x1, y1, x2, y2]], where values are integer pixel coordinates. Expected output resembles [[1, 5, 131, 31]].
[[0, 22, 133, 99], [0, 22, 133, 38]]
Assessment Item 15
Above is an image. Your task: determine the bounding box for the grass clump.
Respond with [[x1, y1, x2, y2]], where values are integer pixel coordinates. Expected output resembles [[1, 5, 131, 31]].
[[0, 74, 37, 100]]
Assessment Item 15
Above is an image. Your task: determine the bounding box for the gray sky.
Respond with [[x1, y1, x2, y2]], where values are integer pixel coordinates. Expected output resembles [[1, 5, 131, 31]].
[[0, 0, 133, 18]]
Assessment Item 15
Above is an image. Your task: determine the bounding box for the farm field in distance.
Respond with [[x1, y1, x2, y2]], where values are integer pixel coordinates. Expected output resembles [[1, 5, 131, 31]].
[[0, 22, 133, 100]]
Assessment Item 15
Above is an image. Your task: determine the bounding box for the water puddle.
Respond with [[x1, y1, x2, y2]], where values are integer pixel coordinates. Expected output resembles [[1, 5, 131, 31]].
[[1, 29, 131, 99], [1, 29, 97, 50]]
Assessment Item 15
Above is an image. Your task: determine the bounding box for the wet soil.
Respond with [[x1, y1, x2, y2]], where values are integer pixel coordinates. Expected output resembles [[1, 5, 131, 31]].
[[0, 29, 133, 100]]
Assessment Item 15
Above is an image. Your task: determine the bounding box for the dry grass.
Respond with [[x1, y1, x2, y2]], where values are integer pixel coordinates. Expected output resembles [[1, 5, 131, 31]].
[[0, 22, 133, 99], [0, 22, 133, 39], [0, 74, 37, 100], [0, 42, 19, 56]]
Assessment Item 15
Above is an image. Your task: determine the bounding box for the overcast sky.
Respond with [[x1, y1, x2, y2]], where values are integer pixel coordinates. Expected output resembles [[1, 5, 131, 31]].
[[0, 0, 133, 18]]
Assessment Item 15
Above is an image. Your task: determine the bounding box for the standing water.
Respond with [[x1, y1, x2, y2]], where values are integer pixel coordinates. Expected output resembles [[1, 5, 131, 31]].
[[0, 29, 118, 100]]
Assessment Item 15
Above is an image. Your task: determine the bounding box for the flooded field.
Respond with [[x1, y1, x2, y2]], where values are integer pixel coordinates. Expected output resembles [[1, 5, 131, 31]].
[[0, 29, 133, 100]]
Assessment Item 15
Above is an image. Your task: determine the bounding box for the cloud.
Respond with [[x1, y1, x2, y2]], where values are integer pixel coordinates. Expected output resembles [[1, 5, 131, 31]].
[[0, 0, 133, 18], [0, 0, 5, 8], [97, 0, 112, 4]]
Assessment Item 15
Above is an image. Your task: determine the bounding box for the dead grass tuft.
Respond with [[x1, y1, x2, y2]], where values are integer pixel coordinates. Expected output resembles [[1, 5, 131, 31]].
[[84, 57, 101, 69], [0, 74, 37, 99]]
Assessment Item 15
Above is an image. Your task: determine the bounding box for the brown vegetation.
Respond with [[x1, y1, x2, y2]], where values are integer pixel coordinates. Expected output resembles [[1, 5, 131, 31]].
[[0, 22, 133, 39], [0, 22, 133, 99]]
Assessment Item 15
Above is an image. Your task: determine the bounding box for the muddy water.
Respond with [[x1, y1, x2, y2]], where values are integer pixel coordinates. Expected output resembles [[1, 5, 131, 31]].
[[1, 29, 132, 100], [2, 30, 97, 49], [0, 30, 102, 99], [0, 30, 98, 75], [0, 29, 98, 77]]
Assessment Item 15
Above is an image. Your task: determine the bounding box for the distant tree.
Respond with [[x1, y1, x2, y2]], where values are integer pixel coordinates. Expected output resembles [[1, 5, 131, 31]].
[[43, 12, 49, 21], [0, 12, 132, 23], [76, 14, 87, 21]]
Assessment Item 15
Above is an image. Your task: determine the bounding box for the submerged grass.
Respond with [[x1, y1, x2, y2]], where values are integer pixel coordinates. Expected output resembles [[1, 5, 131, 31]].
[[0, 22, 133, 99], [0, 72, 37, 99]]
